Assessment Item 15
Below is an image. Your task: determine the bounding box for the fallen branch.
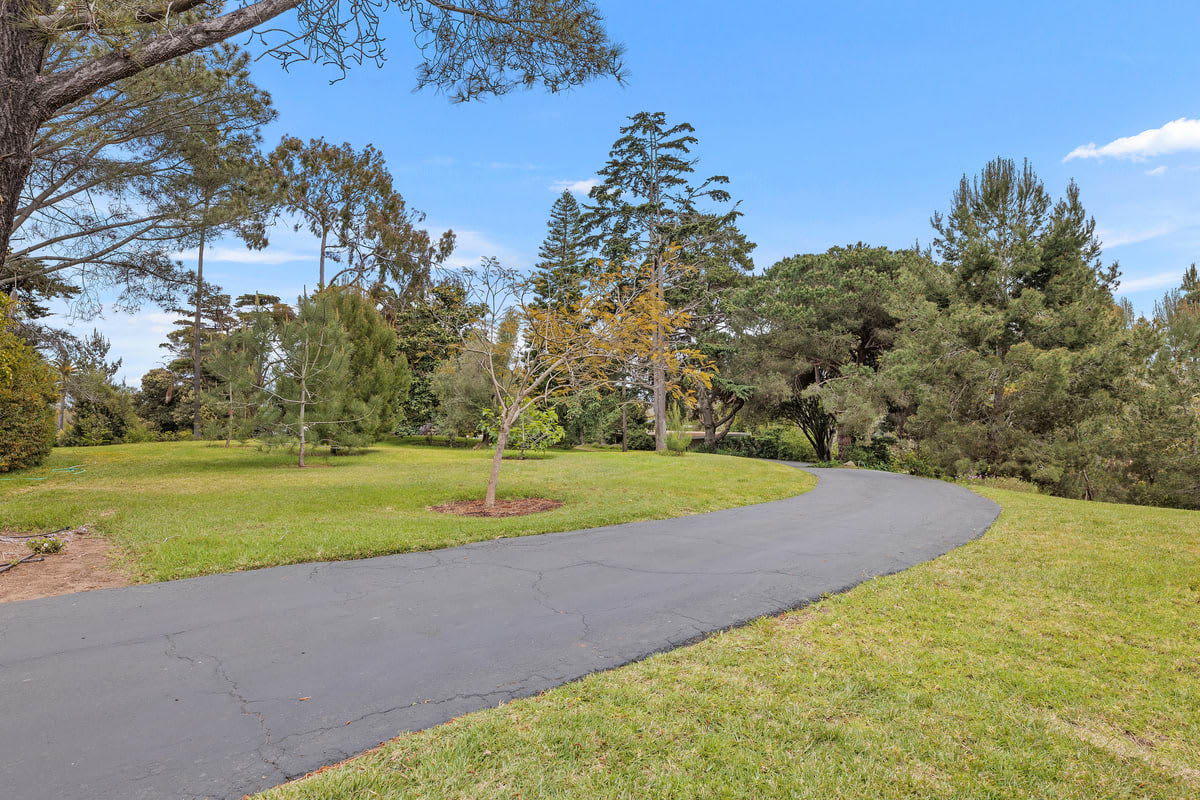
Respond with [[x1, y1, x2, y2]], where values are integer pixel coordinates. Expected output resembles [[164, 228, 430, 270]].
[[0, 554, 45, 575]]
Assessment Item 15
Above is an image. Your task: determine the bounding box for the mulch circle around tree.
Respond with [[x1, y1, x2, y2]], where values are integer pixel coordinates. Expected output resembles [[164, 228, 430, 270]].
[[430, 498, 564, 518]]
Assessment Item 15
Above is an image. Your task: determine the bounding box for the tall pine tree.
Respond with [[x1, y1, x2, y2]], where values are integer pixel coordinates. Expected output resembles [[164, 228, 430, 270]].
[[532, 191, 590, 306]]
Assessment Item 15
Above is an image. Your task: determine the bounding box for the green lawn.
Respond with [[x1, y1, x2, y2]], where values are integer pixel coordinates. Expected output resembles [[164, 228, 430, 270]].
[[0, 440, 813, 582], [258, 489, 1200, 800]]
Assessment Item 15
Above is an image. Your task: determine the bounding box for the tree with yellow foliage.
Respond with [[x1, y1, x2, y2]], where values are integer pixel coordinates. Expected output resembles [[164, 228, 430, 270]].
[[450, 257, 711, 508]]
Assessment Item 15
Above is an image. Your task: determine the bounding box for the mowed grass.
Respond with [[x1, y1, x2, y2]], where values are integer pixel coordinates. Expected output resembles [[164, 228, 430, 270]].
[[258, 490, 1200, 800], [0, 440, 813, 582]]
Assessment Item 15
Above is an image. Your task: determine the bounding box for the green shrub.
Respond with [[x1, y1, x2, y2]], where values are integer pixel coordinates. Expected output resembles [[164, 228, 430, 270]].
[[0, 297, 56, 471], [26, 537, 64, 555], [893, 447, 942, 478], [664, 406, 690, 456]]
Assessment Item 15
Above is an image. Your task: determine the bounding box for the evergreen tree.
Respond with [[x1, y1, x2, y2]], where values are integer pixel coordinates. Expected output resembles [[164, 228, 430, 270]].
[[885, 158, 1132, 495], [585, 111, 743, 451], [317, 288, 411, 446], [251, 295, 353, 468], [532, 191, 590, 306]]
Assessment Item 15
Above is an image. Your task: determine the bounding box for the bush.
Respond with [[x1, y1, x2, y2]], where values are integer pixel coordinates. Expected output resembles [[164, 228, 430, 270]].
[[693, 425, 816, 462], [625, 429, 655, 451], [663, 406, 690, 456], [0, 297, 56, 471], [893, 447, 941, 478]]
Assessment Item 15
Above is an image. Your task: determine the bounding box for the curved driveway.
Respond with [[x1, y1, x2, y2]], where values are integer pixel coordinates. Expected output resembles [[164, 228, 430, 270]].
[[0, 465, 998, 799]]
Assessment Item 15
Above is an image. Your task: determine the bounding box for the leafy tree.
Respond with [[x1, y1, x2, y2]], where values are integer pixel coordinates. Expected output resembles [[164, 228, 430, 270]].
[[884, 158, 1131, 495], [451, 257, 710, 507], [393, 280, 485, 430], [532, 190, 591, 306], [0, 295, 56, 470], [431, 347, 497, 440], [59, 330, 142, 446], [1116, 268, 1200, 508], [736, 244, 914, 459], [480, 406, 564, 458], [1, 1, 625, 267], [136, 368, 194, 435], [181, 124, 276, 439], [270, 137, 394, 290], [585, 111, 742, 450]]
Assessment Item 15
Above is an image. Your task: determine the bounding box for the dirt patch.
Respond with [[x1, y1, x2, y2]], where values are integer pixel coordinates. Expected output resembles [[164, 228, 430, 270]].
[[430, 498, 565, 517], [0, 527, 129, 603]]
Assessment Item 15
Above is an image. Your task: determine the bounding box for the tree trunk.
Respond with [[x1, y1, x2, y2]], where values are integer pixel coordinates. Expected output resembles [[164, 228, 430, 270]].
[[836, 425, 852, 462], [697, 384, 716, 446], [652, 317, 667, 452], [0, 19, 48, 267], [485, 416, 513, 508], [225, 384, 233, 447], [298, 381, 307, 468], [192, 201, 209, 440], [620, 378, 628, 452], [318, 227, 327, 290], [57, 394, 66, 431]]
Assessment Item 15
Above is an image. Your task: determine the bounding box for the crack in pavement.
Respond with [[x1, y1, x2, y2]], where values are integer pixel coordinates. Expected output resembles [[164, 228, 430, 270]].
[[0, 467, 1000, 800]]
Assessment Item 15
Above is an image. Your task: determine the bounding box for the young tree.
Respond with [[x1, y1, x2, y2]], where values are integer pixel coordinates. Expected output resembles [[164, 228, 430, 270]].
[[251, 295, 353, 467], [585, 111, 742, 451], [450, 258, 709, 507], [0, 1, 625, 266]]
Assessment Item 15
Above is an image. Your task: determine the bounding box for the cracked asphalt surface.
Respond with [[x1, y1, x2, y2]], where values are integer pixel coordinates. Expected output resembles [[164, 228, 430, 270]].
[[0, 465, 998, 799]]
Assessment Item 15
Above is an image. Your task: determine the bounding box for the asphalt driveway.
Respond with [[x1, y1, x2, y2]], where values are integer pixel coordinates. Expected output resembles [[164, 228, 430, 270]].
[[0, 465, 999, 799]]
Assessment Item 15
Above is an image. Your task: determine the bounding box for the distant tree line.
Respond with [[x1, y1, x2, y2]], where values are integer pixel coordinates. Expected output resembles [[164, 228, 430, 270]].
[[1, 97, 1196, 512]]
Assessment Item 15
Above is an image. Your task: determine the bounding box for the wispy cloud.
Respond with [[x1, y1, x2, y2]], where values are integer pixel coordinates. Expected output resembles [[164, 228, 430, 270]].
[[550, 178, 598, 196], [1097, 222, 1176, 249], [1064, 117, 1200, 162], [170, 246, 313, 265], [429, 226, 531, 270], [1145, 165, 1168, 176], [1117, 270, 1184, 293]]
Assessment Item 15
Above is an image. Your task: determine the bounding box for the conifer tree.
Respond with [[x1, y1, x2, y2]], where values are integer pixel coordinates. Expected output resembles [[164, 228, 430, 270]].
[[885, 157, 1131, 495], [532, 190, 590, 306], [585, 111, 742, 451]]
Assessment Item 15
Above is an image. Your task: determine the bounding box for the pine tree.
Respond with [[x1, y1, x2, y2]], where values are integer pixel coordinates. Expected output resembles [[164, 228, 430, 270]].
[[532, 191, 590, 306], [585, 111, 742, 451], [886, 157, 1132, 496]]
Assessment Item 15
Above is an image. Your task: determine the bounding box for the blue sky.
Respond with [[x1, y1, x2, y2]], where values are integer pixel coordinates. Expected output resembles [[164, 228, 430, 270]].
[[63, 0, 1200, 382]]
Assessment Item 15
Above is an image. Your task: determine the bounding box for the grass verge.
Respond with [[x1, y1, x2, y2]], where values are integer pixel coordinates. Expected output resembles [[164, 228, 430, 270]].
[[0, 440, 812, 582], [257, 489, 1200, 800]]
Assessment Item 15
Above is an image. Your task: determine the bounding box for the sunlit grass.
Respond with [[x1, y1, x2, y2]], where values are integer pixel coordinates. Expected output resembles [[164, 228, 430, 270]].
[[0, 440, 813, 582]]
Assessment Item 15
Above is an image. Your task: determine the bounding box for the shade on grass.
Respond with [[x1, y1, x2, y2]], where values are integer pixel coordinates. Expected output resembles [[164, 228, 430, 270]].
[[257, 489, 1200, 800], [0, 440, 813, 582]]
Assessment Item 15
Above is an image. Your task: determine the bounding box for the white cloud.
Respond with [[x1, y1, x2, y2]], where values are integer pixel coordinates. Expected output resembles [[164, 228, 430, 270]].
[[170, 246, 313, 265], [1097, 222, 1176, 249], [1064, 117, 1200, 162], [1117, 270, 1185, 293], [428, 226, 531, 271], [1145, 165, 1168, 176], [549, 178, 598, 196]]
